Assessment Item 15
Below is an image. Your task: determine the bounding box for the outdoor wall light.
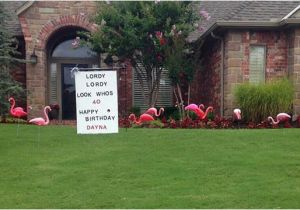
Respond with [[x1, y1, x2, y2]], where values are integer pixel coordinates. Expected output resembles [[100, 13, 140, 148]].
[[30, 48, 37, 64]]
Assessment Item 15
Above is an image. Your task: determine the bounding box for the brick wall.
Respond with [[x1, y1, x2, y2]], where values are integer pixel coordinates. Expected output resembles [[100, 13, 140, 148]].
[[223, 29, 289, 117], [18, 1, 133, 118], [241, 31, 288, 81], [117, 61, 133, 117], [191, 38, 222, 116]]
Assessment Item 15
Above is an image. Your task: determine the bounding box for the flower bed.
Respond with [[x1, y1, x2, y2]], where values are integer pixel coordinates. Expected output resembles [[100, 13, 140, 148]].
[[119, 115, 300, 129]]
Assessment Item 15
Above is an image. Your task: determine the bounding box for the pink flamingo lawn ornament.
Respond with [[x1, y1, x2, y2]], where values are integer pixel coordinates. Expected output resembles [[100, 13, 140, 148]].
[[233, 108, 242, 128], [29, 106, 51, 144], [9, 97, 29, 136], [29, 106, 51, 126], [185, 103, 213, 120], [144, 107, 164, 117], [268, 113, 291, 125], [233, 108, 242, 121], [9, 97, 28, 118], [128, 113, 154, 125]]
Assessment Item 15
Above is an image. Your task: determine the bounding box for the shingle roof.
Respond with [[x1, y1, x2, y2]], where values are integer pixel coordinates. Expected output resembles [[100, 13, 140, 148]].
[[2, 1, 25, 36], [2, 1, 300, 40], [228, 1, 300, 21], [189, 1, 300, 42]]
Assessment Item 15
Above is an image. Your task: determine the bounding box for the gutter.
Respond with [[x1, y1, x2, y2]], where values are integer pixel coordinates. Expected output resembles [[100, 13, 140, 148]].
[[198, 19, 300, 41], [210, 32, 224, 117]]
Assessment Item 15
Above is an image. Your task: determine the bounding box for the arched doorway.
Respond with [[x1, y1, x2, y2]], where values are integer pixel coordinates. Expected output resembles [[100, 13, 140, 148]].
[[47, 27, 99, 120]]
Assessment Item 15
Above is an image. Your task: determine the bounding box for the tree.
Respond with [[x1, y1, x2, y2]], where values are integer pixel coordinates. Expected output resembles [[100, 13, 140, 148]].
[[164, 32, 196, 119], [89, 1, 199, 107], [0, 2, 25, 121]]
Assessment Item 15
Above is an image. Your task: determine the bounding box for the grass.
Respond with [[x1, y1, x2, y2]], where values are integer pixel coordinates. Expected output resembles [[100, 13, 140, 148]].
[[1, 124, 300, 208]]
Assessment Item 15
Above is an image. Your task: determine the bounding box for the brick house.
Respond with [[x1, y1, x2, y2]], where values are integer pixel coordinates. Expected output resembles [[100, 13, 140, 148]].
[[3, 1, 300, 120]]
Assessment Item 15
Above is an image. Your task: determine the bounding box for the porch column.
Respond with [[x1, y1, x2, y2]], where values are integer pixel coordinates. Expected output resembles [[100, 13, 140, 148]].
[[26, 46, 47, 118], [224, 31, 244, 117], [292, 29, 300, 115]]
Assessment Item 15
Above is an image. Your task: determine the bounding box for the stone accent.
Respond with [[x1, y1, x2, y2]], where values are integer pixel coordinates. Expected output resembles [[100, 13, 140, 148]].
[[224, 31, 243, 117], [291, 29, 300, 115]]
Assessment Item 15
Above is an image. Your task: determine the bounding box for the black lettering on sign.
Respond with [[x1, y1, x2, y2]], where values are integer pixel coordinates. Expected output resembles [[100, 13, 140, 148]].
[[96, 91, 113, 96], [79, 109, 99, 115], [86, 81, 107, 87], [77, 92, 92, 97], [85, 73, 105, 79], [85, 115, 116, 122]]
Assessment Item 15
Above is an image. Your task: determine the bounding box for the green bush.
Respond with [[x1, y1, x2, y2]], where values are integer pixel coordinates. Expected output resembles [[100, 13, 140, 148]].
[[163, 107, 179, 120], [129, 106, 141, 116], [234, 78, 293, 122]]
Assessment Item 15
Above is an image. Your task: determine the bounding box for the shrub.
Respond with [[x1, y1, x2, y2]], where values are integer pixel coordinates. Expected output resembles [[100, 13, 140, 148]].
[[129, 106, 140, 116], [149, 120, 164, 128], [234, 78, 293, 123], [163, 107, 180, 120]]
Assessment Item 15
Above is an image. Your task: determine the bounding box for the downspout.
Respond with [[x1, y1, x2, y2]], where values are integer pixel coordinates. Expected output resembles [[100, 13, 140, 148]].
[[211, 31, 224, 117]]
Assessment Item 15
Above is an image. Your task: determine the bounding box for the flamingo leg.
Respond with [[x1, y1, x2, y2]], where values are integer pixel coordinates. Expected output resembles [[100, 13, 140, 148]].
[[37, 126, 41, 150], [16, 118, 20, 137]]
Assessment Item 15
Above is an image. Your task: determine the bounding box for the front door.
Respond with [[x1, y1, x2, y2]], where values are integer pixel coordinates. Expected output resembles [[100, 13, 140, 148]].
[[61, 63, 88, 120]]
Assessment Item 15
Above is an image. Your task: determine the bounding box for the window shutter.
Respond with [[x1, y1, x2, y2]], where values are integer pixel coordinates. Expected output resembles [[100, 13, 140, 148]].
[[133, 64, 172, 112], [49, 63, 57, 104], [133, 63, 149, 111], [155, 68, 172, 107], [249, 46, 266, 84]]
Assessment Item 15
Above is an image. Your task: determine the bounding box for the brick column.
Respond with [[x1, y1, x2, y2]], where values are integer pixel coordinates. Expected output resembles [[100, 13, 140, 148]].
[[223, 31, 244, 117], [292, 29, 300, 115], [26, 47, 47, 117]]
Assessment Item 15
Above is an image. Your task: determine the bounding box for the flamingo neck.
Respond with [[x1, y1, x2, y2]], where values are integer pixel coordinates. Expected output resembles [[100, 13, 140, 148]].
[[157, 108, 164, 117], [268, 116, 279, 125], [129, 114, 140, 124], [9, 98, 15, 114], [199, 104, 205, 110], [44, 107, 50, 125], [202, 106, 213, 119]]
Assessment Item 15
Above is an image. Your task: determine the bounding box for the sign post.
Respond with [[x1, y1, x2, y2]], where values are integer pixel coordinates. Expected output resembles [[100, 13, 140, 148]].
[[74, 68, 118, 134]]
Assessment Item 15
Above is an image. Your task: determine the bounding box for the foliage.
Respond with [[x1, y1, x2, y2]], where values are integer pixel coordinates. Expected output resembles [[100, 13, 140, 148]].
[[89, 1, 199, 107], [164, 28, 197, 120], [234, 78, 294, 122], [129, 106, 141, 116], [0, 2, 25, 119], [149, 119, 164, 128]]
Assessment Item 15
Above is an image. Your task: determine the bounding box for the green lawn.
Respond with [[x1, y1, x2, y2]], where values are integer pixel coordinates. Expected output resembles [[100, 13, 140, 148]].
[[0, 124, 300, 208]]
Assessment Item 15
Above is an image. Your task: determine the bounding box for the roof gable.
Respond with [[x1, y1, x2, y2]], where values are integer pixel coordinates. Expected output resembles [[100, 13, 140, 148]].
[[289, 5, 300, 19], [16, 1, 34, 15], [2, 1, 26, 36]]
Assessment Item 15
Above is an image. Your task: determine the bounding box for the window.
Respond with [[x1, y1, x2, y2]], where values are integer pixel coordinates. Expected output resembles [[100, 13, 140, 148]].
[[249, 45, 266, 84], [133, 65, 172, 111], [52, 40, 97, 58]]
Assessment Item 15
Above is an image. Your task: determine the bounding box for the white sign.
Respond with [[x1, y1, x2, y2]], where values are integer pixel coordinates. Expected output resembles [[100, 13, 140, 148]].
[[74, 70, 118, 134]]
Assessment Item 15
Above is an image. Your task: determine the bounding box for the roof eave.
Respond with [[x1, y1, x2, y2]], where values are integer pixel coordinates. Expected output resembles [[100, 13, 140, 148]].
[[280, 18, 300, 25], [197, 20, 287, 41]]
